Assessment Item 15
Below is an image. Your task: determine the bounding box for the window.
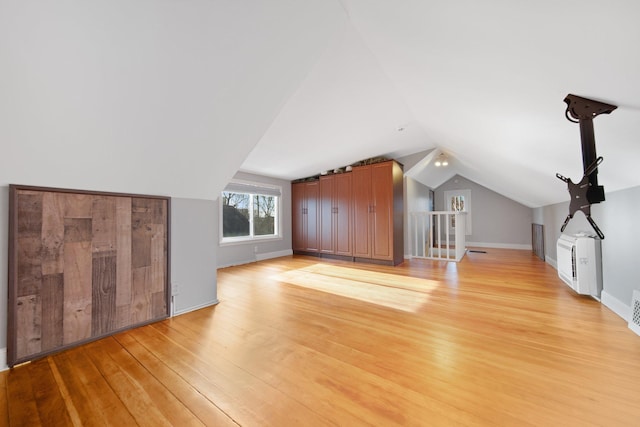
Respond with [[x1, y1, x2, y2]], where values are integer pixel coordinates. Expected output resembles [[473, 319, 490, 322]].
[[444, 189, 472, 234], [221, 181, 281, 243]]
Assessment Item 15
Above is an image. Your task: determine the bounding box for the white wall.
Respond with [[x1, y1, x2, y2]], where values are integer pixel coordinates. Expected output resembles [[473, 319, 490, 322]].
[[0, 0, 345, 201], [217, 172, 293, 268], [0, 186, 8, 353], [435, 175, 533, 248], [537, 184, 640, 319], [404, 177, 432, 256], [171, 198, 219, 315]]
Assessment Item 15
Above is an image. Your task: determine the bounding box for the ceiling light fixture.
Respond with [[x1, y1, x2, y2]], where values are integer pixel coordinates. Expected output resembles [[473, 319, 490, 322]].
[[435, 153, 448, 167]]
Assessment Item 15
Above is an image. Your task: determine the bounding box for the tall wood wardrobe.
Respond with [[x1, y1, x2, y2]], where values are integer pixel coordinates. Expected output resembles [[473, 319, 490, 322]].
[[292, 160, 404, 266]]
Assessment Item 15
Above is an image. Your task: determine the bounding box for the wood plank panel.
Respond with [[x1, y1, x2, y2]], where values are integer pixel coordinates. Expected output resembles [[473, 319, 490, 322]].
[[151, 291, 167, 319], [41, 273, 64, 351], [91, 196, 116, 254], [17, 192, 43, 237], [131, 266, 152, 323], [63, 218, 92, 243], [16, 294, 41, 359], [91, 253, 117, 336], [115, 197, 132, 328], [150, 223, 166, 294], [16, 237, 43, 297], [41, 192, 65, 275], [10, 186, 169, 367], [63, 241, 93, 344], [63, 193, 93, 218]]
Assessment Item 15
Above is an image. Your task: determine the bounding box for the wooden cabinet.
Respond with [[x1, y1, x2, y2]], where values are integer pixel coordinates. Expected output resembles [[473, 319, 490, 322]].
[[293, 160, 403, 265], [352, 165, 372, 258], [352, 161, 404, 265], [319, 173, 352, 256], [292, 181, 319, 253]]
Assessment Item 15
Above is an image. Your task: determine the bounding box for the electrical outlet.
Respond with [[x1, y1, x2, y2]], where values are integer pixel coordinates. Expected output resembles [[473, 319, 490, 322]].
[[254, 245, 258, 253], [172, 282, 180, 296]]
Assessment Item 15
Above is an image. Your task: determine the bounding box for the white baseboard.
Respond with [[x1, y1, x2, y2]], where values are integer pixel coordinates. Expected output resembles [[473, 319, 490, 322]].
[[256, 249, 293, 262], [546, 260, 630, 325], [173, 299, 219, 317], [217, 258, 257, 269], [0, 348, 7, 372], [601, 290, 631, 323], [546, 257, 557, 269], [218, 250, 293, 269], [466, 241, 532, 250]]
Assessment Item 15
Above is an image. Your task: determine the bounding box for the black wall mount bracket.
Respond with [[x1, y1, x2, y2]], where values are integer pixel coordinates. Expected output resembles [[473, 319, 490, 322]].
[[556, 94, 617, 239]]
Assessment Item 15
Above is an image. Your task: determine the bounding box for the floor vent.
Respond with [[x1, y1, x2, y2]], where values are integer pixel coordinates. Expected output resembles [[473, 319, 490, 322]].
[[629, 290, 640, 337]]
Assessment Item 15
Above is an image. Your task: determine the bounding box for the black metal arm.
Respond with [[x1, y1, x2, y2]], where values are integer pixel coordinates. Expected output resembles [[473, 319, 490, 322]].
[[557, 94, 616, 239]]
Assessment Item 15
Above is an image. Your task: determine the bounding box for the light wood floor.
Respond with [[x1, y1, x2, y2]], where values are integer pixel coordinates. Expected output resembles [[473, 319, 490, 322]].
[[2, 249, 640, 426]]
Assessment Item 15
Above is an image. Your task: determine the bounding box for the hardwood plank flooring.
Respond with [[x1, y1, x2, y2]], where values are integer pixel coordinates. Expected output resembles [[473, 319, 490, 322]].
[[2, 249, 640, 426]]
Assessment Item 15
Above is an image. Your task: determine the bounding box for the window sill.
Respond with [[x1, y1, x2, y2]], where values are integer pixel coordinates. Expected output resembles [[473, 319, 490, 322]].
[[219, 235, 283, 247]]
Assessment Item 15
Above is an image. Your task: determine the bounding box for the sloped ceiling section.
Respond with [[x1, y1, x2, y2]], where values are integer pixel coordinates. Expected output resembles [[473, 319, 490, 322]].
[[242, 0, 640, 207], [240, 23, 433, 180], [0, 0, 346, 199], [2, 1, 639, 207]]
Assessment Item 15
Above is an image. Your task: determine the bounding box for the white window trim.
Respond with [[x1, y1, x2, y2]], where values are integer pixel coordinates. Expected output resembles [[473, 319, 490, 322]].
[[219, 181, 283, 245]]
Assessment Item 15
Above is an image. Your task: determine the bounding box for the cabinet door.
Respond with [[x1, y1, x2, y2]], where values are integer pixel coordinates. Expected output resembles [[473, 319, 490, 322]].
[[319, 176, 334, 254], [305, 181, 320, 252], [352, 165, 372, 258], [292, 183, 305, 251], [334, 173, 352, 256], [371, 162, 393, 260]]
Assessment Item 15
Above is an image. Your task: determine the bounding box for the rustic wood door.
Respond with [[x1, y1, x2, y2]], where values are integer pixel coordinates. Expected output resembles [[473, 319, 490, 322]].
[[8, 185, 170, 367]]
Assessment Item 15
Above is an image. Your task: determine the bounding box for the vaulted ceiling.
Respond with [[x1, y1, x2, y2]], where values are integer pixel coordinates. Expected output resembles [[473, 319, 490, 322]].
[[2, 1, 639, 208]]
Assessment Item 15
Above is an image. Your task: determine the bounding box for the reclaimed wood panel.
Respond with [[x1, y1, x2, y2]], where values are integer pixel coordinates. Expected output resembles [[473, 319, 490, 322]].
[[63, 218, 92, 243], [91, 253, 117, 336], [8, 185, 170, 367], [115, 197, 132, 329], [41, 273, 64, 351], [41, 193, 65, 276], [16, 237, 43, 297], [63, 241, 93, 345], [131, 266, 152, 324], [16, 295, 41, 358]]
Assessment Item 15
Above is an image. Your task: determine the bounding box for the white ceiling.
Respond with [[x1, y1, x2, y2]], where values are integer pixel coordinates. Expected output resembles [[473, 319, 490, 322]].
[[241, 0, 640, 207], [2, 1, 640, 207]]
